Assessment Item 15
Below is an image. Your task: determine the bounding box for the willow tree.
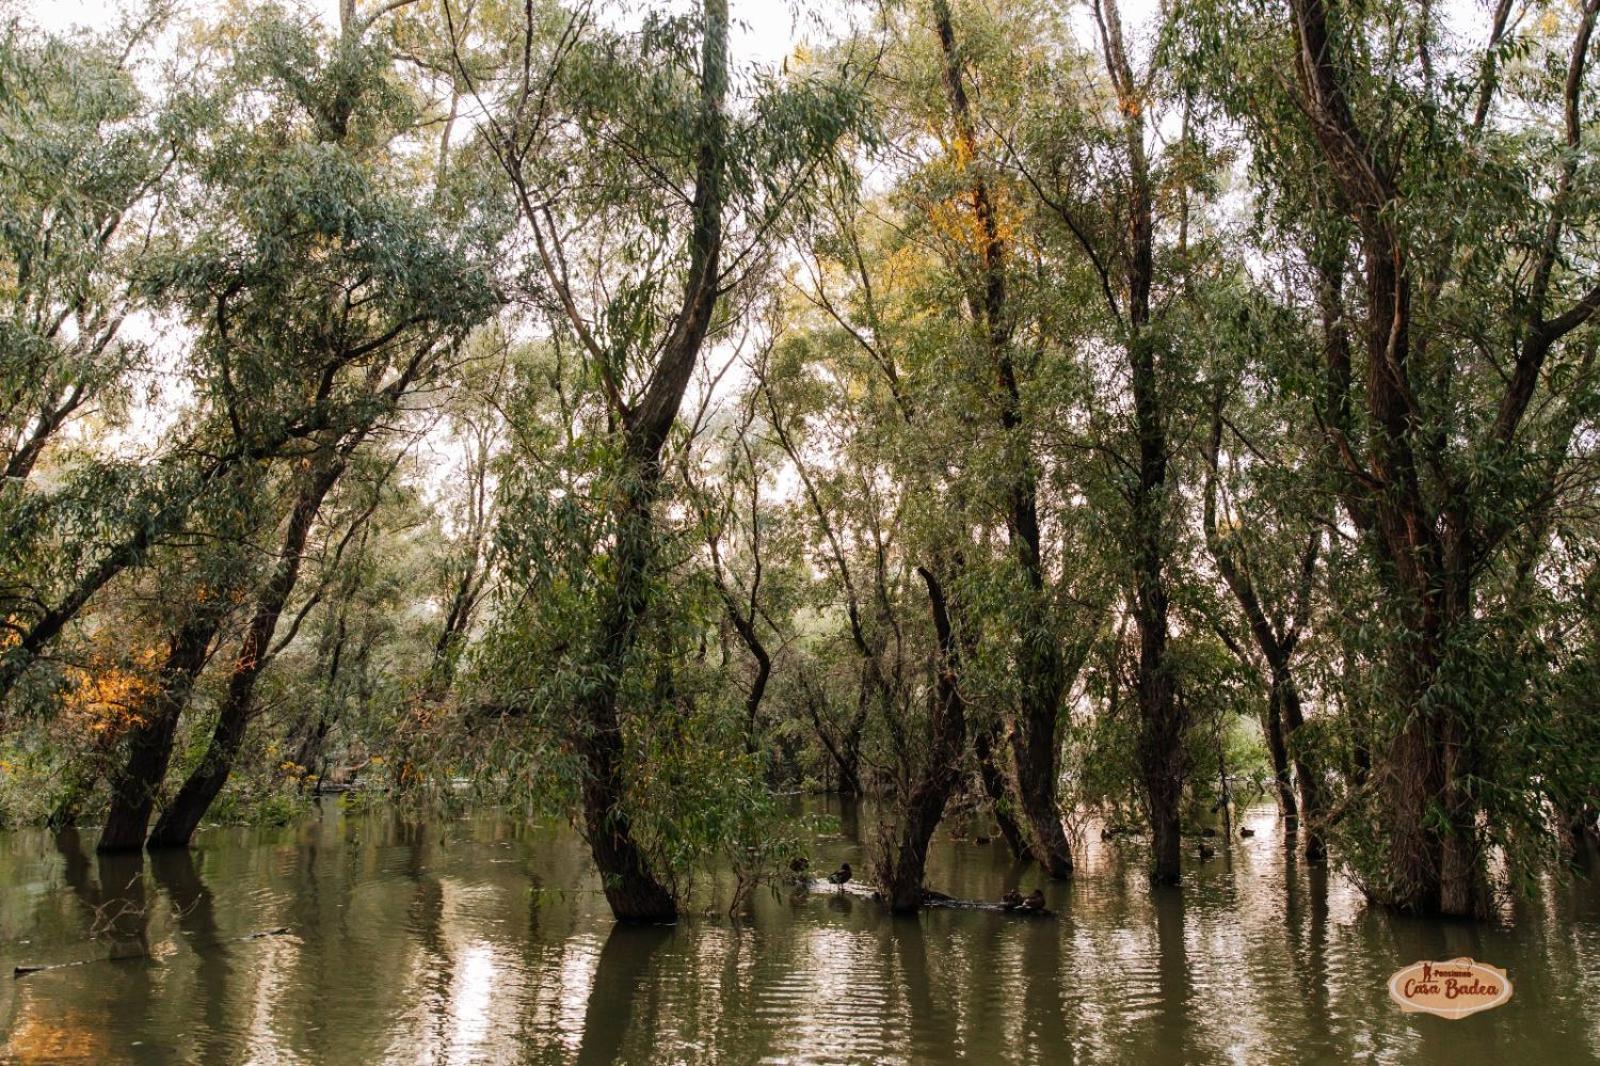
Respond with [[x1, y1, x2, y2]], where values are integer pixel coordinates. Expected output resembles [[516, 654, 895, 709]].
[[464, 0, 862, 921], [998, 0, 1219, 883], [91, 0, 497, 850], [923, 0, 1081, 878], [1177, 0, 1600, 913], [140, 0, 501, 849], [0, 8, 173, 489]]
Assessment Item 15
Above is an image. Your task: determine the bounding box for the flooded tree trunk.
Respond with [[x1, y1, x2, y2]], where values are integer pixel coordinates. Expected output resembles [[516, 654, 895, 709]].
[[1011, 704, 1072, 877], [1263, 686, 1297, 823], [1215, 711, 1233, 838], [151, 453, 345, 849], [1278, 0, 1584, 917], [879, 566, 968, 914], [99, 611, 222, 852], [1132, 326, 1181, 886], [572, 473, 683, 922], [1277, 676, 1324, 862], [1382, 595, 1481, 916], [1070, 0, 1185, 887]]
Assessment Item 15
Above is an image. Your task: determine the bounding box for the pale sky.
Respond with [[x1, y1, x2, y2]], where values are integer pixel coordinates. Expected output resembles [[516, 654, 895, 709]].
[[20, 0, 837, 65]]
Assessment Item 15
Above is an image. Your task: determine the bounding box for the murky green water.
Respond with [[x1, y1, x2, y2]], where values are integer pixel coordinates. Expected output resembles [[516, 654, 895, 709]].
[[2, 800, 1598, 1064]]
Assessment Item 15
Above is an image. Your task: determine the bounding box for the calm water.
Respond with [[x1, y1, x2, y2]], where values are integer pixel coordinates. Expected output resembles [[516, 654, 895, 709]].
[[3, 799, 1599, 1064]]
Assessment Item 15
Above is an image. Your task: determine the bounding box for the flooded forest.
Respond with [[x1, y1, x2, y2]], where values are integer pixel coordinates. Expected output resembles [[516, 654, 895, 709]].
[[3, 0, 1600, 1060]]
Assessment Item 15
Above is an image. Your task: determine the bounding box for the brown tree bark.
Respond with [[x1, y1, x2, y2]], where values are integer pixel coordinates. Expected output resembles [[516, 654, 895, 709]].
[[1285, 0, 1489, 912], [149, 448, 348, 848], [878, 566, 969, 913], [98, 609, 224, 852], [1088, 0, 1186, 885], [973, 721, 1028, 860]]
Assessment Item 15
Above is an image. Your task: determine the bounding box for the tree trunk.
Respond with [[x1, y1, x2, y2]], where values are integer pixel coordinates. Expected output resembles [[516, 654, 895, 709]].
[[1263, 684, 1297, 823], [1287, 0, 1493, 916], [1011, 714, 1072, 877], [1090, 0, 1184, 886], [1132, 316, 1182, 886], [150, 452, 346, 849], [98, 611, 221, 852], [973, 723, 1028, 859], [878, 565, 968, 914], [1277, 677, 1325, 862]]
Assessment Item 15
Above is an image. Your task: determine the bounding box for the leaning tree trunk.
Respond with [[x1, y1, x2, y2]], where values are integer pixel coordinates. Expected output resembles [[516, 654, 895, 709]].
[[98, 611, 221, 852], [150, 452, 346, 848]]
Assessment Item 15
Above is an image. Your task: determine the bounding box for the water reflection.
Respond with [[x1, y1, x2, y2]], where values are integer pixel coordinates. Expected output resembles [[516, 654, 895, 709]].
[[1, 804, 1598, 1064], [576, 925, 672, 1066]]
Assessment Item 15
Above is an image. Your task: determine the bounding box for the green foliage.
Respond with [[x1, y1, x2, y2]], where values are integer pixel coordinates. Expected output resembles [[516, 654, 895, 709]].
[[1, 0, 1598, 923]]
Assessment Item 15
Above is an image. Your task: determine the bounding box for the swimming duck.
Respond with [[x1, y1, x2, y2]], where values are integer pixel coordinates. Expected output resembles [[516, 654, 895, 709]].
[[1239, 827, 1255, 838], [1002, 888, 1024, 909], [828, 862, 852, 892], [1022, 889, 1046, 912], [1198, 843, 1216, 861]]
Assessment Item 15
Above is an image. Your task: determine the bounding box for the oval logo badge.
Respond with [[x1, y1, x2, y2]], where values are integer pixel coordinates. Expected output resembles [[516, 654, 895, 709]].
[[1388, 958, 1513, 1019]]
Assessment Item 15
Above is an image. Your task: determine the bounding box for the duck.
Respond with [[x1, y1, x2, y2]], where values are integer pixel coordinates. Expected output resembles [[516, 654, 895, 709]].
[[974, 834, 992, 845], [1001, 888, 1024, 909], [1022, 888, 1046, 912], [1200, 826, 1218, 838], [1198, 843, 1216, 861], [1239, 827, 1256, 838], [828, 862, 852, 892]]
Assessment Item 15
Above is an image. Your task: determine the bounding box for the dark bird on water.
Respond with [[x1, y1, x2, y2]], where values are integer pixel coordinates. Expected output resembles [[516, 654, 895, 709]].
[[828, 862, 852, 892], [1239, 827, 1255, 838], [1198, 843, 1216, 861], [1022, 889, 1046, 912], [1002, 888, 1024, 909]]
